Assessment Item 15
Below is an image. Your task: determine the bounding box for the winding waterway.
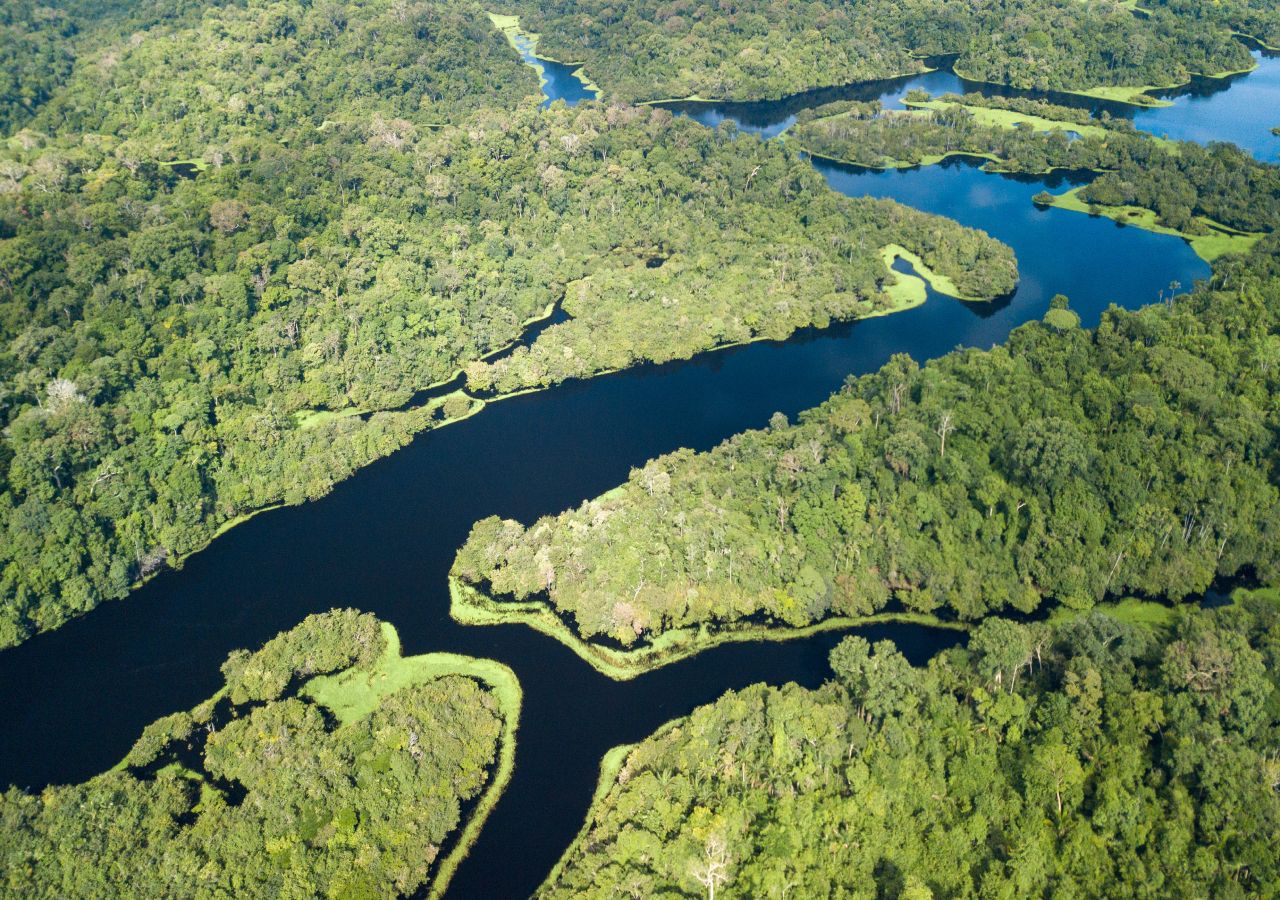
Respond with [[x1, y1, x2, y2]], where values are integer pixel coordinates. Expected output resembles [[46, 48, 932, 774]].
[[663, 45, 1280, 160], [0, 41, 1274, 900]]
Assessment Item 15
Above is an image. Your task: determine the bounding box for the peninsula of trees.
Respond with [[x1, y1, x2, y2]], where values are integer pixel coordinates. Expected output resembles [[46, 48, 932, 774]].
[[0, 0, 1016, 648], [505, 0, 1274, 103], [0, 610, 518, 898], [454, 237, 1280, 666], [789, 92, 1277, 260], [543, 594, 1280, 897]]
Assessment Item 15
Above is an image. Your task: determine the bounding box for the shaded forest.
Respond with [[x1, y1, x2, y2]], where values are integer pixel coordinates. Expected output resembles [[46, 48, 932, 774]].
[[507, 0, 1271, 102]]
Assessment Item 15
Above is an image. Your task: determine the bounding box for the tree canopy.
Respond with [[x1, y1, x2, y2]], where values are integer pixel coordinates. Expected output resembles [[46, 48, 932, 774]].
[[0, 610, 508, 898], [0, 5, 1015, 648], [544, 594, 1280, 897], [506, 0, 1271, 102], [455, 237, 1280, 647]]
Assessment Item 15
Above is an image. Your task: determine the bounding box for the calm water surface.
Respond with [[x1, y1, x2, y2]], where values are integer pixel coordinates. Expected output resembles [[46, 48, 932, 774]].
[[666, 49, 1280, 161], [0, 44, 1271, 900]]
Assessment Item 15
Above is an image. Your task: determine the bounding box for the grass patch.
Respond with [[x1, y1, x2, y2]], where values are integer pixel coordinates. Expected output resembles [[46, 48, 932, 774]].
[[880, 243, 992, 302], [303, 622, 522, 900], [486, 11, 601, 97], [1063, 84, 1175, 108], [292, 407, 364, 430], [1048, 597, 1180, 631], [1042, 186, 1264, 262], [159, 157, 209, 172], [449, 577, 963, 681], [1234, 31, 1280, 53], [906, 99, 1111, 139]]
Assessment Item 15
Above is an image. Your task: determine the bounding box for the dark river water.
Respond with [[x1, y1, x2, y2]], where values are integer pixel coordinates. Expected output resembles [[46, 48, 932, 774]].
[[0, 37, 1271, 900]]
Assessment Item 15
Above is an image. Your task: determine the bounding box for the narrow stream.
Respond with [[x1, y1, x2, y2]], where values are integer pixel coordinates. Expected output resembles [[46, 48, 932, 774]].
[[0, 37, 1272, 900]]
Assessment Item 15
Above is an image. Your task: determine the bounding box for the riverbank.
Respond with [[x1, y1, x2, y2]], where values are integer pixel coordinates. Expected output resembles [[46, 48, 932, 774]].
[[449, 577, 963, 680], [487, 13, 601, 98], [303, 622, 522, 900], [1041, 186, 1263, 262]]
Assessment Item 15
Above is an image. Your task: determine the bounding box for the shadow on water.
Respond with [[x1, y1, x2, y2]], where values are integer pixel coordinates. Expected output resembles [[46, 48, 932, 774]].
[[660, 46, 1280, 160], [0, 36, 1260, 900]]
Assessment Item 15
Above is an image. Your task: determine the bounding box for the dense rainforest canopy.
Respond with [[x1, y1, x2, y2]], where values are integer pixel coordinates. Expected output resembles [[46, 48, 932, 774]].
[[0, 610, 507, 898], [2, 1, 1280, 897], [507, 0, 1277, 102], [0, 0, 1015, 648], [455, 238, 1280, 647], [544, 594, 1280, 897]]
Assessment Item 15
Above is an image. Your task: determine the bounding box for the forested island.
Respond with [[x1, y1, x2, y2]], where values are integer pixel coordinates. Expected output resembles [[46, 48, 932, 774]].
[[505, 0, 1276, 103], [0, 610, 520, 898], [544, 593, 1280, 896], [0, 0, 1016, 647], [789, 91, 1275, 260], [454, 236, 1280, 674]]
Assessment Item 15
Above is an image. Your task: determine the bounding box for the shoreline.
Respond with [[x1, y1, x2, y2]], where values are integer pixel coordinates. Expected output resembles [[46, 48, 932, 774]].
[[1043, 185, 1263, 262], [303, 622, 523, 900], [449, 577, 963, 681]]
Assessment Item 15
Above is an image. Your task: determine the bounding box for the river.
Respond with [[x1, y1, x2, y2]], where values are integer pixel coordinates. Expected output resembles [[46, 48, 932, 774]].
[[0, 39, 1272, 900]]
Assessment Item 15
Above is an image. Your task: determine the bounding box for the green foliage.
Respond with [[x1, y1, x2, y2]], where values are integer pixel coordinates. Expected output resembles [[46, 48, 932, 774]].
[[544, 599, 1280, 897], [509, 0, 1259, 102], [220, 608, 385, 704], [791, 92, 1280, 236], [0, 59, 1013, 647], [0, 610, 506, 899], [454, 238, 1280, 644]]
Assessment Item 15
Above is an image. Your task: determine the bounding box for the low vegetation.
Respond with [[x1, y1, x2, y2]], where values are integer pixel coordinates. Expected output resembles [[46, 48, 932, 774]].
[[0, 610, 517, 899]]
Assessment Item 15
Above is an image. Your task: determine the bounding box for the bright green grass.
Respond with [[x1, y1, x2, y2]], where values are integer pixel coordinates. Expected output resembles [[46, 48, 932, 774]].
[[1063, 84, 1175, 108], [159, 157, 210, 172], [881, 243, 990, 302], [907, 99, 1110, 139], [486, 12, 601, 96], [449, 577, 962, 681], [292, 407, 363, 430], [1044, 186, 1263, 262], [303, 622, 522, 900], [1048, 597, 1180, 630], [1234, 31, 1280, 52], [1045, 186, 1264, 261]]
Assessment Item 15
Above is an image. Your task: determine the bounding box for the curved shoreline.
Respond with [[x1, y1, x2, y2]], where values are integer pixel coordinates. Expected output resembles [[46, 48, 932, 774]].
[[302, 622, 523, 900], [1042, 185, 1263, 262], [487, 13, 601, 98], [449, 577, 964, 681]]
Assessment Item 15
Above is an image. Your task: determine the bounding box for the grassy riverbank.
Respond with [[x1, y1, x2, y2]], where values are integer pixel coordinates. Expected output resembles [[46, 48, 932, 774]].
[[880, 244, 993, 303], [449, 577, 963, 680], [487, 12, 601, 97], [304, 622, 522, 900], [905, 98, 1110, 139], [1042, 186, 1263, 261]]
